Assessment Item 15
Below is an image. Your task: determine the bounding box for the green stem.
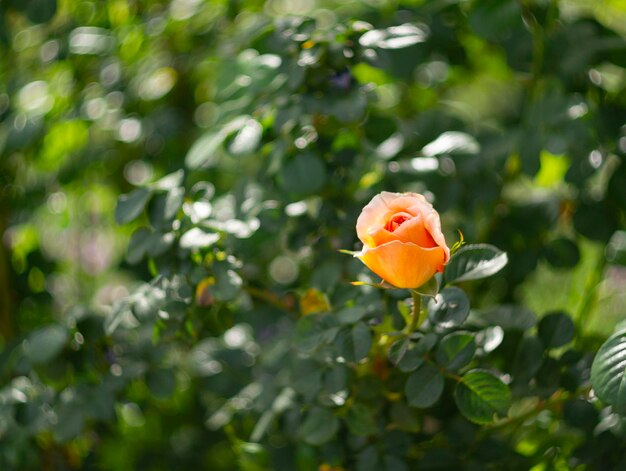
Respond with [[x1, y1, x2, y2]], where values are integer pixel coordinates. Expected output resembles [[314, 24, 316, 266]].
[[404, 291, 426, 335], [480, 385, 591, 436], [575, 249, 606, 341], [0, 204, 13, 340]]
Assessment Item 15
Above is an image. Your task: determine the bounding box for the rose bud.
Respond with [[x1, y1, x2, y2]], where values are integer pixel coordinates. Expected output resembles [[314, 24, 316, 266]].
[[355, 191, 450, 289]]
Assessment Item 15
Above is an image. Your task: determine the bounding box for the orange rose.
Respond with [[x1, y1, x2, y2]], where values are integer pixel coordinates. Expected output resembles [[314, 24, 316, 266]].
[[355, 192, 450, 289]]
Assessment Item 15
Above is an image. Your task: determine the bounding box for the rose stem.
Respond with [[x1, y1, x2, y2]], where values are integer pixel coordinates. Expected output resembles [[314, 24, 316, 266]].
[[405, 290, 427, 335]]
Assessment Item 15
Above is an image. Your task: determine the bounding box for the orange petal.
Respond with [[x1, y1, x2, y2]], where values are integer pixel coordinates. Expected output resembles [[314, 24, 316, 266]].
[[368, 226, 400, 246], [423, 209, 450, 263], [356, 192, 398, 246], [357, 192, 428, 247], [357, 240, 446, 289], [392, 213, 437, 248]]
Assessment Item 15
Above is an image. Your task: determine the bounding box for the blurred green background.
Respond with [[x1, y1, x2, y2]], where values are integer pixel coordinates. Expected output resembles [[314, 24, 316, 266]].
[[2, 0, 626, 469]]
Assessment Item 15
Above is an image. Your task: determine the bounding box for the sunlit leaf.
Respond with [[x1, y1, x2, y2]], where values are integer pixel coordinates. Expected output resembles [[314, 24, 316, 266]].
[[591, 329, 626, 413], [444, 244, 508, 284], [179, 227, 220, 249], [455, 369, 511, 424]]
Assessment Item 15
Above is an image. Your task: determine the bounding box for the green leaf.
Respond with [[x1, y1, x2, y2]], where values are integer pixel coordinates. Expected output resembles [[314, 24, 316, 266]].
[[352, 323, 372, 361], [24, 0, 58, 24], [185, 130, 226, 169], [151, 169, 184, 190], [345, 403, 377, 436], [388, 337, 411, 366], [126, 227, 151, 264], [237, 442, 270, 471], [104, 301, 131, 335], [390, 401, 420, 432], [228, 118, 262, 155], [147, 369, 176, 399], [53, 401, 84, 443], [149, 187, 184, 230], [279, 153, 327, 195], [469, 305, 536, 331], [397, 344, 424, 373], [421, 131, 480, 157], [590, 329, 626, 412], [359, 23, 427, 49], [336, 306, 368, 324], [24, 324, 68, 364], [607, 231, 626, 266], [131, 286, 166, 321], [444, 244, 508, 284], [299, 407, 339, 445], [573, 200, 620, 242], [186, 116, 252, 169], [86, 385, 115, 421], [179, 227, 220, 250], [537, 312, 575, 349], [291, 359, 323, 398], [428, 287, 470, 328], [146, 231, 175, 258], [455, 369, 511, 424], [543, 238, 580, 269], [390, 333, 436, 372], [405, 363, 444, 408], [412, 274, 439, 298], [512, 336, 545, 385], [115, 188, 152, 225], [211, 264, 243, 302], [468, 0, 523, 41], [435, 332, 476, 371], [337, 323, 373, 363], [294, 314, 340, 354]]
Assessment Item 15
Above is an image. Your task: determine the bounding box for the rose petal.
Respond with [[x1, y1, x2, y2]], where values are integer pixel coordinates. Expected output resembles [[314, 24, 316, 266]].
[[356, 192, 428, 247], [423, 210, 450, 262], [391, 213, 437, 248], [356, 191, 399, 246], [368, 226, 400, 246], [357, 240, 446, 289]]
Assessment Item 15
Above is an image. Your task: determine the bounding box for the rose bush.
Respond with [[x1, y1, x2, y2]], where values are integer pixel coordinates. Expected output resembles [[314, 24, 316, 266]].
[[356, 191, 450, 288], [4, 1, 626, 470]]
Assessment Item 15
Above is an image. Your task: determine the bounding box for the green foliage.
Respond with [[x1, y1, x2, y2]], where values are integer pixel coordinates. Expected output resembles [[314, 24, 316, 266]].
[[454, 369, 511, 425], [2, 0, 626, 469], [591, 328, 626, 413]]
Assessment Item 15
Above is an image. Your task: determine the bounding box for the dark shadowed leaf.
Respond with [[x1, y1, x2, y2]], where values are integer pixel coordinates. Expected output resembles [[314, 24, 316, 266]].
[[512, 335, 545, 386], [405, 363, 444, 408], [538, 312, 575, 349], [126, 227, 151, 264], [299, 407, 339, 445], [294, 314, 340, 354], [469, 305, 536, 331], [435, 332, 476, 371], [24, 324, 68, 364], [279, 153, 327, 195], [346, 403, 377, 436], [428, 287, 470, 328], [543, 238, 580, 269]]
